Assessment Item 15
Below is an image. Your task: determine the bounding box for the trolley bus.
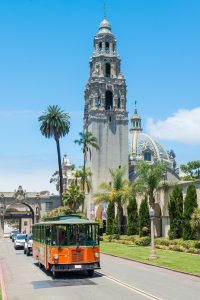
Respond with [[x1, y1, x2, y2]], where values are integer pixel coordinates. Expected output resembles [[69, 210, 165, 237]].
[[32, 215, 100, 277]]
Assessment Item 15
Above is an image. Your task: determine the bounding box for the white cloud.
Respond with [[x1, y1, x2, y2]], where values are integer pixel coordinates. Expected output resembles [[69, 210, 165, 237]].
[[147, 107, 200, 144]]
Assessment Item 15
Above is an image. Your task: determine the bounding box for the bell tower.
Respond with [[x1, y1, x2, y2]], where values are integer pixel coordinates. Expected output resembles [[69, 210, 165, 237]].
[[84, 17, 128, 214]]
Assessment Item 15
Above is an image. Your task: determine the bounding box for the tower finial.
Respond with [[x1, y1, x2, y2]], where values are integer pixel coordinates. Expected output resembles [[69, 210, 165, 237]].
[[134, 100, 138, 114], [104, 2, 107, 18]]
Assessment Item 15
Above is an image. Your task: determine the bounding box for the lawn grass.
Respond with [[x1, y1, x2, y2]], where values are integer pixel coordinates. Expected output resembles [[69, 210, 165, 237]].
[[100, 241, 200, 276], [0, 287, 2, 300]]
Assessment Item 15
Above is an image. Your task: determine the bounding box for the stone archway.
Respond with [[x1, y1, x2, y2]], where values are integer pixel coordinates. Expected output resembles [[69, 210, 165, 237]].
[[154, 203, 162, 237], [3, 202, 35, 234]]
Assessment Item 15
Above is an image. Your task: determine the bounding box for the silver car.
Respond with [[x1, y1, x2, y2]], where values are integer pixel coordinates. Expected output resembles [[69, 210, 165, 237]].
[[14, 234, 26, 250]]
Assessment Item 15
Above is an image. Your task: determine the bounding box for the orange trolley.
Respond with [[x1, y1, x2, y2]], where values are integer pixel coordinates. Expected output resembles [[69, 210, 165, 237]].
[[32, 216, 100, 277]]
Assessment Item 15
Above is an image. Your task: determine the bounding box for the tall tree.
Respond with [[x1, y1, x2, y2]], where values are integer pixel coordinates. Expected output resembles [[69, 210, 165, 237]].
[[183, 184, 198, 240], [191, 208, 200, 240], [39, 105, 70, 200], [139, 196, 150, 237], [94, 166, 128, 234], [180, 160, 200, 180], [74, 167, 92, 193], [135, 161, 168, 207], [127, 188, 139, 235], [168, 185, 183, 239], [63, 181, 84, 211], [106, 201, 115, 235], [74, 131, 99, 212]]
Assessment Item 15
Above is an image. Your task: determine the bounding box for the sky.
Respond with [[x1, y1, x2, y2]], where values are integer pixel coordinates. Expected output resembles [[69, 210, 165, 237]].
[[0, 0, 200, 193]]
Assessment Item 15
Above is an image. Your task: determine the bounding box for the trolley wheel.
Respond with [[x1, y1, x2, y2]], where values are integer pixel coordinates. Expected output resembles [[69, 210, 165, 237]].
[[87, 269, 94, 277]]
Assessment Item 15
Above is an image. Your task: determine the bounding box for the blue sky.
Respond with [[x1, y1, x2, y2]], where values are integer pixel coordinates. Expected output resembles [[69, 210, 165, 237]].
[[0, 0, 200, 192]]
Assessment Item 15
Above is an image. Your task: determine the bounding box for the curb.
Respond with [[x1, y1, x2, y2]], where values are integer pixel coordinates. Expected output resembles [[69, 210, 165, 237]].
[[101, 252, 200, 279], [0, 262, 8, 300]]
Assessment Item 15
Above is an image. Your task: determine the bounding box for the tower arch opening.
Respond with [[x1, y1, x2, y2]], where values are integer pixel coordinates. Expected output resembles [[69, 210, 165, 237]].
[[105, 63, 111, 77], [99, 42, 102, 51], [105, 42, 110, 52], [118, 97, 121, 108], [105, 91, 113, 110]]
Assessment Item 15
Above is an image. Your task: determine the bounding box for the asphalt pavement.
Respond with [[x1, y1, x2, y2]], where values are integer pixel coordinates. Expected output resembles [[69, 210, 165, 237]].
[[0, 238, 200, 300]]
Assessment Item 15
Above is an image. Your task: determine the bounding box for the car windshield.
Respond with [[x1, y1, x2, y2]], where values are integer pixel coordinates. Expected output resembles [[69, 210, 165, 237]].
[[17, 235, 26, 240]]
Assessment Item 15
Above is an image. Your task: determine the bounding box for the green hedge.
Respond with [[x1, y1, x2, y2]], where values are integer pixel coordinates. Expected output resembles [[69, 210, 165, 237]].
[[102, 235, 200, 255]]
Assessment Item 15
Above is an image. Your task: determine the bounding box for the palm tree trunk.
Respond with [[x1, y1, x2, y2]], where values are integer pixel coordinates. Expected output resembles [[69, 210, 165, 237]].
[[56, 138, 63, 203], [82, 148, 86, 213], [149, 192, 155, 208], [117, 202, 123, 235]]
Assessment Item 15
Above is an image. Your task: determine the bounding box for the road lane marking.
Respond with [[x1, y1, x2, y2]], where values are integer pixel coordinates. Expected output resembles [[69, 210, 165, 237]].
[[95, 271, 163, 300]]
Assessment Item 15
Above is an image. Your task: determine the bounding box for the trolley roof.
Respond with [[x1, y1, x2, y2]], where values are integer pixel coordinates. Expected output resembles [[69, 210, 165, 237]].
[[33, 216, 98, 226]]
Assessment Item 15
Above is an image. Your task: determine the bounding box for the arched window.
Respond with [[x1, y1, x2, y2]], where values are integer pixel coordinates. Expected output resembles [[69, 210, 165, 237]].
[[99, 42, 102, 51], [105, 42, 109, 52], [105, 91, 113, 110], [105, 63, 111, 77], [118, 98, 120, 108], [144, 151, 151, 161]]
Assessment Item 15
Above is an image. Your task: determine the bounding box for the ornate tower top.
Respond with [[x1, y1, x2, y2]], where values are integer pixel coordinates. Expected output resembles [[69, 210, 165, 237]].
[[130, 101, 142, 132], [98, 17, 111, 34], [84, 16, 127, 124]]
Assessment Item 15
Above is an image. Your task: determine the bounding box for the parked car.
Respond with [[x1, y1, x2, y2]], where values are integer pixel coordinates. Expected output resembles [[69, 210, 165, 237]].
[[14, 234, 26, 249], [10, 230, 19, 240], [11, 231, 20, 242], [24, 234, 33, 256]]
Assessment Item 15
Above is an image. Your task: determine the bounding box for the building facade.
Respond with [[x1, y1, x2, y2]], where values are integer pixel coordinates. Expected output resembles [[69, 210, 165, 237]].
[[0, 185, 60, 236], [84, 17, 129, 216]]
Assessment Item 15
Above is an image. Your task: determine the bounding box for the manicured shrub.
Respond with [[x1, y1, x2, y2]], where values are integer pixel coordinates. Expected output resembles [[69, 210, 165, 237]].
[[191, 208, 200, 240], [155, 238, 170, 246], [183, 184, 197, 240], [139, 196, 150, 237], [106, 202, 115, 235], [168, 244, 184, 252], [135, 236, 151, 246], [127, 192, 139, 235], [168, 185, 183, 239]]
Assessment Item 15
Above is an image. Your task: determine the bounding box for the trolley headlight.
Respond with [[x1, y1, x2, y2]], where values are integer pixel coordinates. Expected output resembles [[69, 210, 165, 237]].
[[95, 252, 99, 258], [53, 254, 59, 260]]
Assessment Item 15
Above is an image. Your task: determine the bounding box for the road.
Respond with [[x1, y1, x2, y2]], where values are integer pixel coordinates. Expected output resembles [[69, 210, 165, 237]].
[[0, 238, 200, 300]]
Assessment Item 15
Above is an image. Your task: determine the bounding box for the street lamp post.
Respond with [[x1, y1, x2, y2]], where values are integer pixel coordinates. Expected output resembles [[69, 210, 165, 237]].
[[149, 206, 157, 259]]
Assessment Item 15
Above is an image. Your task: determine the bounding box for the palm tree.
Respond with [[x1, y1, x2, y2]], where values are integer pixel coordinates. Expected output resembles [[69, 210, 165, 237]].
[[38, 105, 70, 200], [135, 161, 168, 207], [191, 208, 200, 240], [94, 166, 128, 234], [74, 131, 99, 212], [74, 167, 92, 193], [63, 181, 84, 211]]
